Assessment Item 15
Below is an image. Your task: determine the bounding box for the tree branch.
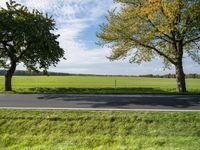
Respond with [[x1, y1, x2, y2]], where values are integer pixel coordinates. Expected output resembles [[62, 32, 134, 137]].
[[146, 18, 174, 42], [138, 15, 174, 42], [2, 41, 16, 61], [17, 43, 31, 61], [17, 49, 26, 60], [130, 38, 176, 65], [183, 37, 200, 46]]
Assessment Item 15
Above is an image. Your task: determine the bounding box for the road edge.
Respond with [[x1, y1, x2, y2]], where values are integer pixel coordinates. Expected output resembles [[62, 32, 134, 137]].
[[1, 107, 200, 112]]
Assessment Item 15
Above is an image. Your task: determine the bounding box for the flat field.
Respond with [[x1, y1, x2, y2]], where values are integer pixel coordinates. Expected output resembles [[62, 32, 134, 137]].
[[0, 110, 200, 150], [0, 76, 199, 94]]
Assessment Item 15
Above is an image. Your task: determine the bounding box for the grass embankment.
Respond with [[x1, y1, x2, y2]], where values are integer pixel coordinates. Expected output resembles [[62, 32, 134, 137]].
[[0, 110, 200, 149], [0, 76, 200, 94]]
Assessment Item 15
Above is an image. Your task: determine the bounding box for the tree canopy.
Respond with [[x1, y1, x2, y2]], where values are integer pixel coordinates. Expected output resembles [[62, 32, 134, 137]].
[[97, 0, 200, 92], [0, 0, 65, 91]]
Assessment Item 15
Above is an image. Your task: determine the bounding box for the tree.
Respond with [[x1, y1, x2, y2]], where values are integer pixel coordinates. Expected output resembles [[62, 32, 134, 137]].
[[97, 0, 200, 93], [0, 0, 65, 91]]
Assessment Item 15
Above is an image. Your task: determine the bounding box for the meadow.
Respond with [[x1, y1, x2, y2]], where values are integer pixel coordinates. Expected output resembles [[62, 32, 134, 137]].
[[0, 110, 200, 150], [0, 76, 199, 94]]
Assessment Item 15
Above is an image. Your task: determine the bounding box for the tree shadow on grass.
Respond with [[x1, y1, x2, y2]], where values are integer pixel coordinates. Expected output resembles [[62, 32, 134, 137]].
[[15, 87, 176, 94]]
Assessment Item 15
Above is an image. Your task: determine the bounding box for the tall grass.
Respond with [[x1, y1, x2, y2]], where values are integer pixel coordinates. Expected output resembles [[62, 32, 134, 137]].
[[0, 110, 200, 149]]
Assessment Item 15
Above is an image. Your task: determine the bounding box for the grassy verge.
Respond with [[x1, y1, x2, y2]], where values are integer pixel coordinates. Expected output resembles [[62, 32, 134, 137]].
[[0, 110, 200, 149]]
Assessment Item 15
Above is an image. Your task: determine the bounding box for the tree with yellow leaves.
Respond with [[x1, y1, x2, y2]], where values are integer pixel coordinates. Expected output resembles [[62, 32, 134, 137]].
[[97, 0, 200, 93]]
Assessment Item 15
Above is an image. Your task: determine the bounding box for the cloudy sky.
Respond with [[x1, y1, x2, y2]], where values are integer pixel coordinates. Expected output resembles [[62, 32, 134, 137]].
[[0, 0, 199, 75]]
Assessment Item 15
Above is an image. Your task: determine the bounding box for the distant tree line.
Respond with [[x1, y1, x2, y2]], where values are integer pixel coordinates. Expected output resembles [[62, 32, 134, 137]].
[[138, 74, 200, 79], [0, 70, 199, 78], [0, 70, 70, 76]]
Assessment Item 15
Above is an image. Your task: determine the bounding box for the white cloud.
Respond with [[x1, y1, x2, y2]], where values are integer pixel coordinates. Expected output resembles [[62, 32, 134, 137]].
[[55, 27, 111, 65], [0, 0, 7, 7]]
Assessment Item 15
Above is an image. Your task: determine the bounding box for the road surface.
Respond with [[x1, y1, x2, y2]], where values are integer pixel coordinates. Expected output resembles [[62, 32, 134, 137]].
[[0, 94, 200, 111]]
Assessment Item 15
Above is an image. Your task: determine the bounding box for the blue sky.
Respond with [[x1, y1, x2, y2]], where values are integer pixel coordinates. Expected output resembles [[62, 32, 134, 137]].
[[0, 0, 199, 75]]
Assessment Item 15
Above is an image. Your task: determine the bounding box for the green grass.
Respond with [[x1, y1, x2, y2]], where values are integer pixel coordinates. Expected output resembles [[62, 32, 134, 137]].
[[0, 110, 200, 149], [0, 76, 200, 94]]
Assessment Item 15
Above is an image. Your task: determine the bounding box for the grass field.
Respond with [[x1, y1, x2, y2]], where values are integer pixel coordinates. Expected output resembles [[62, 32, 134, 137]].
[[0, 110, 200, 150], [0, 76, 200, 94]]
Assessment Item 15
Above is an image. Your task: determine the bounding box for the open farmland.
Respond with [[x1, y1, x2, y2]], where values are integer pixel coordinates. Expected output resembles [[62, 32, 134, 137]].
[[0, 76, 199, 94]]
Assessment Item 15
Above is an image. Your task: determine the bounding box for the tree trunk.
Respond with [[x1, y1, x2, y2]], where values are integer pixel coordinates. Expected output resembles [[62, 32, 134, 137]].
[[174, 40, 187, 93], [175, 62, 186, 93], [5, 75, 12, 91], [5, 61, 16, 91]]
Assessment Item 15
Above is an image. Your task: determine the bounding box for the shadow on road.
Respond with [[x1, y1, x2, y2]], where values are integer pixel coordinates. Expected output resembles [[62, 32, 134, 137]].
[[37, 94, 200, 109]]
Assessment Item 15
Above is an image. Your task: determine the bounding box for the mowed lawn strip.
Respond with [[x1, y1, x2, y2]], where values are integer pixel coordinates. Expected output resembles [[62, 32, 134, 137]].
[[0, 110, 200, 150], [0, 76, 199, 94]]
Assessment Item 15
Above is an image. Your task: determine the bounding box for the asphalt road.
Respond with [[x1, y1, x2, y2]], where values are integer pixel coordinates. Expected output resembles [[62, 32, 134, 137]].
[[0, 94, 200, 111]]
